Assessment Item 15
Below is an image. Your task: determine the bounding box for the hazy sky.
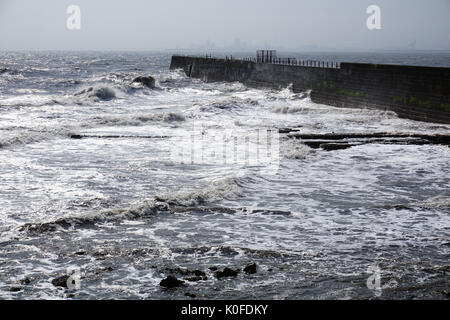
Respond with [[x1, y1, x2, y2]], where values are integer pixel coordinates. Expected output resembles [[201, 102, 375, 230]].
[[0, 0, 449, 51]]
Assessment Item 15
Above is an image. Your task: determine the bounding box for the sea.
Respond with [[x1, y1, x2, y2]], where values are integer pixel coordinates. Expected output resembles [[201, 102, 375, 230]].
[[0, 51, 449, 299]]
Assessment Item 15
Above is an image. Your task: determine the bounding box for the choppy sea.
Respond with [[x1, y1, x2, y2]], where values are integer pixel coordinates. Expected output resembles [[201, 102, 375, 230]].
[[0, 51, 449, 299]]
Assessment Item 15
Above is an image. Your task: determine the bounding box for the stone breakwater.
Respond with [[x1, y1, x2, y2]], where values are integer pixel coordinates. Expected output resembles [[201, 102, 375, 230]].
[[170, 55, 450, 124]]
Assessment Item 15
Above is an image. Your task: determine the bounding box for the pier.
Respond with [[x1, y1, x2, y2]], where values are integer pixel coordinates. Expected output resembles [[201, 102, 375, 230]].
[[170, 52, 450, 124]]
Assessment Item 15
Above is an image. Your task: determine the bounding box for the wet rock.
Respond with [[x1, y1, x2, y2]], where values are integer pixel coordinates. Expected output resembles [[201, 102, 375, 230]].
[[160, 276, 185, 289], [320, 143, 353, 151], [101, 266, 114, 272], [209, 266, 218, 271], [244, 262, 257, 274], [75, 250, 87, 255], [131, 76, 155, 89], [70, 135, 83, 140], [160, 266, 207, 278], [215, 267, 239, 279], [279, 128, 301, 134], [93, 250, 110, 260], [192, 270, 206, 277], [185, 292, 196, 298], [252, 209, 291, 216], [20, 277, 34, 285], [217, 246, 239, 256], [7, 287, 22, 292], [52, 275, 70, 288]]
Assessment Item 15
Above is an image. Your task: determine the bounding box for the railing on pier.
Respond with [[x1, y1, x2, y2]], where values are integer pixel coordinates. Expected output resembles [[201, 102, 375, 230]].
[[174, 54, 341, 69], [243, 57, 340, 69]]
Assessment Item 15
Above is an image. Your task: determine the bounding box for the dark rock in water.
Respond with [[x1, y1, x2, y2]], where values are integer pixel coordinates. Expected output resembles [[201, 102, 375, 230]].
[[52, 275, 70, 288], [160, 275, 185, 289], [244, 262, 257, 274], [209, 266, 218, 271], [185, 292, 197, 298], [252, 209, 291, 216], [215, 267, 239, 279], [192, 270, 206, 277], [132, 76, 156, 89], [320, 143, 353, 151], [20, 277, 34, 285], [7, 287, 22, 292], [279, 127, 301, 134], [70, 135, 83, 140], [217, 246, 239, 256]]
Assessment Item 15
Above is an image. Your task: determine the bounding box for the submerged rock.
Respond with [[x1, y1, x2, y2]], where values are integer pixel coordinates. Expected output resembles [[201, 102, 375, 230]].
[[20, 277, 34, 285], [160, 275, 185, 289], [52, 275, 70, 288], [215, 267, 239, 279], [244, 262, 257, 274], [131, 76, 156, 89], [320, 143, 353, 151]]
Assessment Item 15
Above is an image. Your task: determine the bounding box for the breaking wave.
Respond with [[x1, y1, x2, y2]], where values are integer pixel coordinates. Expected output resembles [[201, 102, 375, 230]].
[[0, 127, 75, 149], [74, 85, 117, 102], [19, 177, 241, 233], [0, 111, 186, 149], [88, 112, 186, 127], [280, 138, 317, 159], [195, 96, 260, 114]]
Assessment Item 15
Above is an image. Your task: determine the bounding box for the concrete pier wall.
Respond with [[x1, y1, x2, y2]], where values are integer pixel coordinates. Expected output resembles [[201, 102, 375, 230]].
[[170, 56, 450, 124]]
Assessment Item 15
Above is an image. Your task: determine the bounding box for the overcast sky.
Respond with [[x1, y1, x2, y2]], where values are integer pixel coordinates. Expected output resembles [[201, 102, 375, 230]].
[[0, 0, 449, 51]]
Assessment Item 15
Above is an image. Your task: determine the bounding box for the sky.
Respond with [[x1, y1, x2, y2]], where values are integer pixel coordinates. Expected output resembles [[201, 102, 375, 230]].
[[0, 0, 449, 51]]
